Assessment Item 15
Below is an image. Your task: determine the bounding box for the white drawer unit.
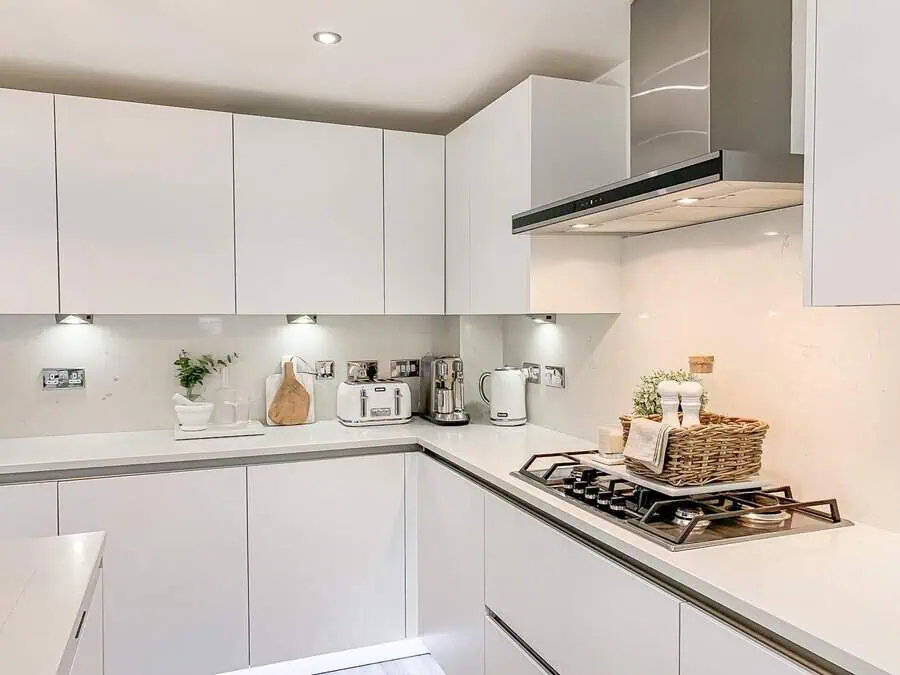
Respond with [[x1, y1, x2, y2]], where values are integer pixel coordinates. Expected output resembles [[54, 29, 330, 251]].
[[0, 482, 58, 538], [69, 571, 103, 675], [485, 616, 550, 675], [681, 605, 812, 675], [485, 494, 680, 675]]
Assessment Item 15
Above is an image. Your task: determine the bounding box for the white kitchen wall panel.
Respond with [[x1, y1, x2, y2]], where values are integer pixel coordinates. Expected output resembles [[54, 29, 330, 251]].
[[418, 457, 485, 675], [247, 454, 405, 666], [485, 494, 679, 675], [681, 605, 812, 675], [0, 481, 57, 538], [69, 572, 104, 675], [804, 0, 900, 306], [58, 467, 249, 675], [0, 89, 59, 314], [383, 131, 445, 315], [445, 75, 625, 315], [485, 616, 550, 675], [234, 116, 384, 314], [55, 96, 235, 314]]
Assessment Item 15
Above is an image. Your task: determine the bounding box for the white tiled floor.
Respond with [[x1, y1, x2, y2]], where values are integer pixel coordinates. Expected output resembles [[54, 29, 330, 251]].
[[331, 655, 444, 674]]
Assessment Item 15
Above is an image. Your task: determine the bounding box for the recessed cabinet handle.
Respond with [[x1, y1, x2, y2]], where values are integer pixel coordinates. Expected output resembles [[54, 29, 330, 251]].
[[74, 610, 87, 640]]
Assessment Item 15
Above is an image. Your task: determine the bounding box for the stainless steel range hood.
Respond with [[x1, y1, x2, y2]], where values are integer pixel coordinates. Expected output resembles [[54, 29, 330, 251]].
[[513, 0, 802, 236]]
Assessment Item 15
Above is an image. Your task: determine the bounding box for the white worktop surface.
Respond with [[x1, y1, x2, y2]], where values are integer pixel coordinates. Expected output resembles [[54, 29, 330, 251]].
[[0, 420, 894, 675], [0, 532, 104, 675]]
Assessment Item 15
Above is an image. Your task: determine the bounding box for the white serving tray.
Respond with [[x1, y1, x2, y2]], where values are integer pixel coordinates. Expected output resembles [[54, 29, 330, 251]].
[[174, 420, 266, 441], [579, 452, 766, 497]]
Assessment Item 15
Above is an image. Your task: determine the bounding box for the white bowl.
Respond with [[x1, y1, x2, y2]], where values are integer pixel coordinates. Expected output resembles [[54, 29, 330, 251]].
[[174, 403, 214, 431]]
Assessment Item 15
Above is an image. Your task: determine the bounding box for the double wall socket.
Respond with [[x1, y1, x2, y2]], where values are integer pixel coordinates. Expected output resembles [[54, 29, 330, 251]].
[[390, 359, 421, 378], [543, 365, 567, 389], [523, 362, 541, 384], [347, 360, 378, 379], [42, 368, 86, 390]]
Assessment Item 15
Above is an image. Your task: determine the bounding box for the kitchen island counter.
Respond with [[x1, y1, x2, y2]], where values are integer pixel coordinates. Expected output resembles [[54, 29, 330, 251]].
[[0, 421, 893, 675]]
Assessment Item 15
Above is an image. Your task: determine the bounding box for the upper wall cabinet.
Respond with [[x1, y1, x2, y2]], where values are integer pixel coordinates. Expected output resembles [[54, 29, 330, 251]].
[[804, 1, 899, 306], [234, 116, 384, 315], [0, 89, 59, 313], [55, 96, 235, 314], [384, 131, 445, 315], [446, 76, 625, 315]]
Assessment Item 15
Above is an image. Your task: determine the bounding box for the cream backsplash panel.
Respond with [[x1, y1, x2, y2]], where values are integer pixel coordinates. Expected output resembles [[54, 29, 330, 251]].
[[0, 315, 442, 437], [505, 206, 900, 531]]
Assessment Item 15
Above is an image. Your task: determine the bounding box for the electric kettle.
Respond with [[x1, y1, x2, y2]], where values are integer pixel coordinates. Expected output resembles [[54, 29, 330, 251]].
[[479, 366, 527, 426]]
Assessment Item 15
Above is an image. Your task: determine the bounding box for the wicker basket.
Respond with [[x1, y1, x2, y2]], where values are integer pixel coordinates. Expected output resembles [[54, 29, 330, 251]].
[[620, 413, 769, 486]]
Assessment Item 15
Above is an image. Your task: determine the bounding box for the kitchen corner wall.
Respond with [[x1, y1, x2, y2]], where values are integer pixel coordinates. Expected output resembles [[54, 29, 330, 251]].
[[0, 315, 448, 438], [504, 206, 900, 532]]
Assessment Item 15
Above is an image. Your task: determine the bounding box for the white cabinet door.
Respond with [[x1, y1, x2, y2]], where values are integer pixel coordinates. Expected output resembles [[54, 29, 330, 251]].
[[485, 494, 679, 675], [70, 571, 104, 675], [681, 605, 812, 675], [383, 131, 444, 315], [805, 1, 900, 306], [248, 454, 405, 666], [418, 458, 484, 675], [234, 116, 384, 315], [0, 482, 57, 538], [55, 96, 234, 314], [0, 89, 58, 314], [445, 120, 473, 315], [58, 468, 249, 675], [485, 616, 549, 675]]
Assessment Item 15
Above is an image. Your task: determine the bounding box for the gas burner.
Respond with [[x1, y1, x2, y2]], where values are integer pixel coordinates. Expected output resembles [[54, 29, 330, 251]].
[[672, 506, 709, 532], [735, 493, 792, 528]]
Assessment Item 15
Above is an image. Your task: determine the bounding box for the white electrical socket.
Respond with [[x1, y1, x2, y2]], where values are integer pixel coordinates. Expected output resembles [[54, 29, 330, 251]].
[[543, 365, 566, 389]]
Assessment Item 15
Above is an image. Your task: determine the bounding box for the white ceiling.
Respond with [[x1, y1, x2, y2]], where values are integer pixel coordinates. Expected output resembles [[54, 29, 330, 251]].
[[0, 0, 630, 133]]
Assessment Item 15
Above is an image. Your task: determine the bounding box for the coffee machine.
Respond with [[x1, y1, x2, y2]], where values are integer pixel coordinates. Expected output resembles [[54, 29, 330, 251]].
[[421, 355, 470, 426]]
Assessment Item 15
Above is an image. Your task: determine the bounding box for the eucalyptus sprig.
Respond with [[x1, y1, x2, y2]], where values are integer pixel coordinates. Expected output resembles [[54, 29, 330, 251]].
[[174, 350, 238, 400]]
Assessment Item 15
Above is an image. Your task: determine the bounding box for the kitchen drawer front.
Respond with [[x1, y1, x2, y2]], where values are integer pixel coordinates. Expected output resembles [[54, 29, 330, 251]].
[[485, 494, 680, 675], [485, 616, 551, 675]]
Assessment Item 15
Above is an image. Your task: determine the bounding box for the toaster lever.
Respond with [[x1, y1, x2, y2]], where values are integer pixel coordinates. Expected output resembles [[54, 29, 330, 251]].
[[360, 389, 368, 418], [394, 387, 401, 416]]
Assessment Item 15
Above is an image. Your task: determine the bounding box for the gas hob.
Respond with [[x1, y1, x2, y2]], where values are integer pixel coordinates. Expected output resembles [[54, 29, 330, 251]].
[[512, 451, 851, 551]]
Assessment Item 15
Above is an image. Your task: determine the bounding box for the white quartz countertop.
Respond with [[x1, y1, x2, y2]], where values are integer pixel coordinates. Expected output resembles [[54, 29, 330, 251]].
[[0, 532, 104, 675], [0, 421, 894, 674]]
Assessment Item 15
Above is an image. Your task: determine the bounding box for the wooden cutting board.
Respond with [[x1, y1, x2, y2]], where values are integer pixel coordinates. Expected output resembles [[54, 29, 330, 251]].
[[267, 361, 313, 425]]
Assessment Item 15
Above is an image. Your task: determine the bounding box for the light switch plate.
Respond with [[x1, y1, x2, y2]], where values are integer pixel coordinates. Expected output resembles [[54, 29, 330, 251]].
[[523, 362, 541, 384], [390, 359, 421, 378], [42, 368, 86, 390], [543, 365, 566, 389], [315, 360, 335, 380]]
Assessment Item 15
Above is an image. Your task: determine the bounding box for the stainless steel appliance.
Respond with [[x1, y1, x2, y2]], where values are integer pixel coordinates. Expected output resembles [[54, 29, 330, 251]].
[[513, 0, 803, 236], [421, 355, 470, 426], [513, 451, 851, 551], [336, 364, 412, 427]]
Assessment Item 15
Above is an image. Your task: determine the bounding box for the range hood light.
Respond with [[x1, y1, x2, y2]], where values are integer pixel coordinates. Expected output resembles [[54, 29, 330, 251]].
[[763, 231, 780, 237], [570, 223, 591, 230], [676, 197, 700, 205], [55, 314, 93, 325]]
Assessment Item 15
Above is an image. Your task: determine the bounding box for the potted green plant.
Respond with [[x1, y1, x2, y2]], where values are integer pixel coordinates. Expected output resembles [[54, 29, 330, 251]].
[[174, 350, 238, 401]]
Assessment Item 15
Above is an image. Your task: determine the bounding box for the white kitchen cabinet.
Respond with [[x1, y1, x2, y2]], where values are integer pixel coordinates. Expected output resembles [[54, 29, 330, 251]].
[[417, 457, 484, 675], [681, 605, 812, 675], [70, 572, 103, 675], [55, 96, 235, 314], [485, 616, 550, 675], [234, 116, 384, 315], [445, 75, 625, 315], [384, 131, 445, 315], [247, 454, 405, 666], [58, 468, 249, 675], [804, 1, 900, 306], [0, 89, 58, 314], [0, 481, 57, 538], [485, 494, 679, 675]]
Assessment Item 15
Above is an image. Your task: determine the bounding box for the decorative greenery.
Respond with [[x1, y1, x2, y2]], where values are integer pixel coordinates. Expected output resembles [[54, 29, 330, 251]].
[[174, 350, 238, 400], [632, 368, 709, 417]]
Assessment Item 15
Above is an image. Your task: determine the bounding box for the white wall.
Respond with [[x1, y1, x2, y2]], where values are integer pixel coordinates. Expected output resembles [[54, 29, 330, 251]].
[[504, 206, 900, 532], [0, 315, 446, 437]]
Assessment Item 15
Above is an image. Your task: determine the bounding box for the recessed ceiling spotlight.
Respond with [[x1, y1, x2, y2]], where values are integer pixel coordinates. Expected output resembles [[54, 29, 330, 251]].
[[313, 31, 342, 45], [676, 197, 700, 205], [570, 223, 591, 230]]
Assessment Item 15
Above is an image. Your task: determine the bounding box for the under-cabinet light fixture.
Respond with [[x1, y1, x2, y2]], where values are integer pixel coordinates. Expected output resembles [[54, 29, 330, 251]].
[[55, 314, 93, 325], [313, 31, 342, 45], [287, 314, 318, 325], [528, 314, 557, 325]]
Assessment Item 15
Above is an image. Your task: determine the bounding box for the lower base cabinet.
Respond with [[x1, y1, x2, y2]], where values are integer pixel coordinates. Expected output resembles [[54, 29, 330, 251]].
[[70, 572, 103, 675], [59, 468, 249, 675], [247, 454, 406, 666], [485, 616, 548, 675], [680, 605, 812, 675]]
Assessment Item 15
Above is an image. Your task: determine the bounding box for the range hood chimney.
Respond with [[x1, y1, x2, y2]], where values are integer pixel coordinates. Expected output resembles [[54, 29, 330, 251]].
[[513, 0, 803, 236]]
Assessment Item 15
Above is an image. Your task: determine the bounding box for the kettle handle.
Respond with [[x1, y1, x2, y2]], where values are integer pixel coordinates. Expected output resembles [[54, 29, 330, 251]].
[[478, 371, 491, 405]]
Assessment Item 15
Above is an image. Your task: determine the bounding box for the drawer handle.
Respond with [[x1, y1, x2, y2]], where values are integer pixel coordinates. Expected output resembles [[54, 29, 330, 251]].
[[74, 610, 87, 640]]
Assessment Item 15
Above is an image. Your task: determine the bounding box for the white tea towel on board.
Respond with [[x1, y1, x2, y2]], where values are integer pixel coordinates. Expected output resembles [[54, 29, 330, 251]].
[[624, 418, 672, 474]]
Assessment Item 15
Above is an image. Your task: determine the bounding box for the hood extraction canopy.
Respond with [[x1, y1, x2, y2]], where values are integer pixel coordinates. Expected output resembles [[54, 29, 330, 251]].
[[514, 0, 802, 236]]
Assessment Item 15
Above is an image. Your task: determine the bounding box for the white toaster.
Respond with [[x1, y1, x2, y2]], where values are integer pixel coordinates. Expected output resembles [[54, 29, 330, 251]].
[[336, 379, 412, 426]]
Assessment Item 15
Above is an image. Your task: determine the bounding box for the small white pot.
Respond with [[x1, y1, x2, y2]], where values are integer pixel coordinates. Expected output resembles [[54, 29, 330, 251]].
[[174, 403, 214, 431]]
